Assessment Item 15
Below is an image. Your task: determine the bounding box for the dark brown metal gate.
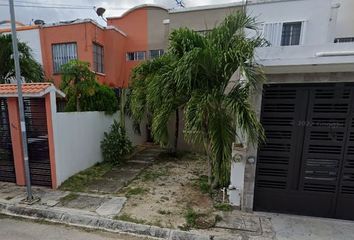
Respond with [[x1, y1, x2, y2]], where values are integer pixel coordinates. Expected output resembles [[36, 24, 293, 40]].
[[254, 83, 354, 220], [0, 98, 16, 183], [24, 98, 52, 187]]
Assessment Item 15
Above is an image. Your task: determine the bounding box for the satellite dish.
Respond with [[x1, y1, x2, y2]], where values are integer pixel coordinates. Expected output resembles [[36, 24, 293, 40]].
[[96, 7, 106, 17]]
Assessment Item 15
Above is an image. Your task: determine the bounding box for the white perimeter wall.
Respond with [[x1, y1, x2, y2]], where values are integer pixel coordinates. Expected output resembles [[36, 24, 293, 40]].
[[53, 111, 147, 186]]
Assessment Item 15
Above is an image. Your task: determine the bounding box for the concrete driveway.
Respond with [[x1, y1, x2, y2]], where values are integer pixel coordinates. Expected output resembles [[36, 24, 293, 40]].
[[260, 212, 354, 240]]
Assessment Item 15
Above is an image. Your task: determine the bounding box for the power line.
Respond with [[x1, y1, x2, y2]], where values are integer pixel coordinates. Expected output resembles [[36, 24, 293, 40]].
[[0, 0, 130, 10], [0, 3, 129, 10], [0, 0, 93, 7]]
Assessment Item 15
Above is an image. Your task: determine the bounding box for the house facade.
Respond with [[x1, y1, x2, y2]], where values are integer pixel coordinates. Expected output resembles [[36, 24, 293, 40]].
[[1, 0, 354, 220], [229, 0, 354, 221]]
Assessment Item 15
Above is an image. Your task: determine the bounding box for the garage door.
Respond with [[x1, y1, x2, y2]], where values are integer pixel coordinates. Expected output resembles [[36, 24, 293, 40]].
[[0, 98, 16, 183], [254, 83, 354, 220]]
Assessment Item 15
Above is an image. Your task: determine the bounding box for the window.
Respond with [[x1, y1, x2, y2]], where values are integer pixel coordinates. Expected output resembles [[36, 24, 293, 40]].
[[149, 49, 164, 59], [93, 43, 104, 73], [281, 22, 302, 46], [52, 43, 77, 73], [126, 51, 146, 61], [262, 21, 304, 46], [334, 37, 354, 43]]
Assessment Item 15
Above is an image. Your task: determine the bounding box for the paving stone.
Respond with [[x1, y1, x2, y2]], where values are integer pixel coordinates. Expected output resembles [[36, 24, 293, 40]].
[[215, 212, 261, 232], [58, 195, 106, 212], [95, 197, 126, 217]]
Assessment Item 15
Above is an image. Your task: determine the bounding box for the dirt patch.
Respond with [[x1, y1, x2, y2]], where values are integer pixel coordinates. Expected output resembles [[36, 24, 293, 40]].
[[116, 153, 216, 229]]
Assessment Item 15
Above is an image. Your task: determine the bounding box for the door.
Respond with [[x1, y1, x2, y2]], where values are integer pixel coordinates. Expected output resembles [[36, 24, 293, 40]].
[[254, 83, 354, 220], [0, 98, 16, 183], [24, 98, 52, 187]]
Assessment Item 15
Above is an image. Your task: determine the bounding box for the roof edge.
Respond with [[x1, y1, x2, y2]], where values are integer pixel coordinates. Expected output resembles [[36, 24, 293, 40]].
[[169, 2, 244, 14], [107, 4, 169, 20]]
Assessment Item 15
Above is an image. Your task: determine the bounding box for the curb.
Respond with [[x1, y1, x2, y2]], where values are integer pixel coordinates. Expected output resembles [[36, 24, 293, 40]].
[[0, 201, 211, 240]]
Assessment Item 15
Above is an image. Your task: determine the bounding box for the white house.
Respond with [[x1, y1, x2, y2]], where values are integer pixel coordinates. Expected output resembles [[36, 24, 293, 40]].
[[230, 0, 354, 221]]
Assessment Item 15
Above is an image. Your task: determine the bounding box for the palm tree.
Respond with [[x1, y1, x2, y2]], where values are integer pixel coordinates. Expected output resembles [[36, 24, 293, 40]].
[[0, 34, 44, 84], [130, 54, 188, 151], [172, 12, 266, 187], [130, 12, 266, 188]]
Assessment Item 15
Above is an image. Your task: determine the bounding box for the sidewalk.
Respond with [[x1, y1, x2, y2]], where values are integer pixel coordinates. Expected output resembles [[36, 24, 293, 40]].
[[0, 146, 275, 240], [0, 182, 275, 240]]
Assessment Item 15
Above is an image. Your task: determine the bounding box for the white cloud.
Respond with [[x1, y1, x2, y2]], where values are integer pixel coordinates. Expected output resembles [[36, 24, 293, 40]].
[[0, 0, 239, 26]]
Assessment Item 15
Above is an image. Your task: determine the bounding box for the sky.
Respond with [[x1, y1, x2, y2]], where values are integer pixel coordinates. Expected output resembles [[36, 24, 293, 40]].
[[0, 0, 240, 26]]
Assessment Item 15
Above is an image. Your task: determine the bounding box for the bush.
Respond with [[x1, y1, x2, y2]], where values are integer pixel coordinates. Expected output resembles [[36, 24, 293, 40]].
[[101, 121, 133, 164]]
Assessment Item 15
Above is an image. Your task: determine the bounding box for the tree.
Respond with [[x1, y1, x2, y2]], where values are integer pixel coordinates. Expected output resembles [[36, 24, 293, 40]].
[[130, 12, 266, 188], [60, 60, 118, 114], [0, 34, 44, 84], [130, 55, 188, 152], [172, 12, 266, 188]]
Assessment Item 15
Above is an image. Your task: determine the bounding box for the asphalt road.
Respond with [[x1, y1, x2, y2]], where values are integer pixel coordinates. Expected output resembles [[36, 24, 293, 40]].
[[0, 216, 150, 240]]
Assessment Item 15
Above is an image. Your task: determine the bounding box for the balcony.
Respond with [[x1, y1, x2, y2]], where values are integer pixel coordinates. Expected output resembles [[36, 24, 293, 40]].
[[255, 43, 354, 74]]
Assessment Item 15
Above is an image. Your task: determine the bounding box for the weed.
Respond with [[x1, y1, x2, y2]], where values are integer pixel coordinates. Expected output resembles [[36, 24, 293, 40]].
[[5, 196, 12, 201], [198, 175, 211, 194], [184, 208, 199, 228], [59, 162, 114, 192], [125, 187, 148, 197], [141, 168, 169, 181], [214, 203, 233, 212], [158, 210, 171, 215]]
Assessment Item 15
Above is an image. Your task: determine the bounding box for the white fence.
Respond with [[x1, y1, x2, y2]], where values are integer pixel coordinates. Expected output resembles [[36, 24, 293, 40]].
[[52, 111, 147, 186]]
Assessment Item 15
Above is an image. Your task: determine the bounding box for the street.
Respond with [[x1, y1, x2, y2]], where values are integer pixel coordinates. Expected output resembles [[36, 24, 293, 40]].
[[0, 216, 150, 240]]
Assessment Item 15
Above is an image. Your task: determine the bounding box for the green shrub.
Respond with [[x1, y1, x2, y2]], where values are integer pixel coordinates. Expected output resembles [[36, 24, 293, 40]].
[[214, 203, 233, 211], [101, 121, 133, 164], [198, 175, 211, 194]]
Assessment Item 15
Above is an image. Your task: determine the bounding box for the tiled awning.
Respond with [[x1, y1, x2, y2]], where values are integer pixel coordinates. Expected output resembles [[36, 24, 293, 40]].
[[0, 83, 65, 98]]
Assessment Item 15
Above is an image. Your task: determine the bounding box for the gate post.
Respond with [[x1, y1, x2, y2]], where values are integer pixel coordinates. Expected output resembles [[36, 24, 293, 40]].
[[7, 97, 26, 186], [45, 93, 57, 189]]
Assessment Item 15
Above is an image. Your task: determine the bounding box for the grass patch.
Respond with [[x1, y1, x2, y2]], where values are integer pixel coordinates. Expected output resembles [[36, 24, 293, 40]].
[[141, 168, 169, 181], [214, 203, 233, 212], [59, 193, 79, 205], [115, 214, 146, 224], [125, 187, 148, 197], [197, 175, 211, 194], [59, 161, 114, 192], [184, 208, 199, 228], [157, 210, 172, 215]]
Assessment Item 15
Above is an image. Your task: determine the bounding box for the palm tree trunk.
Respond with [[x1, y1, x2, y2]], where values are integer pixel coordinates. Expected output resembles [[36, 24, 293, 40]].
[[203, 138, 212, 185], [76, 95, 81, 112], [174, 108, 179, 153]]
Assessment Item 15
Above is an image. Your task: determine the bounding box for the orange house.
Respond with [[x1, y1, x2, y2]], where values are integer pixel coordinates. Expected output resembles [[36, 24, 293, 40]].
[[39, 20, 128, 87]]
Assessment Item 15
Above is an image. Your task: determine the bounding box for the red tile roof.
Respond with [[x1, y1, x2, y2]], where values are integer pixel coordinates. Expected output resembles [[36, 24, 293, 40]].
[[0, 83, 54, 96]]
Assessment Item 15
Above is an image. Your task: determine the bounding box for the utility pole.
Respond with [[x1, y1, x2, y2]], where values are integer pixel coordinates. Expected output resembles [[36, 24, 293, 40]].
[[8, 0, 33, 201]]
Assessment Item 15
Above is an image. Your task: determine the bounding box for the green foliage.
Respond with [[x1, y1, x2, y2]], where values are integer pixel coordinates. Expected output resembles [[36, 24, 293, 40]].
[[125, 187, 148, 197], [130, 12, 266, 188], [101, 121, 133, 164], [0, 34, 44, 83], [184, 208, 199, 229], [141, 168, 169, 181], [197, 175, 211, 194], [214, 203, 233, 212], [158, 210, 172, 215], [59, 161, 114, 192], [130, 54, 188, 149], [60, 60, 118, 114]]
